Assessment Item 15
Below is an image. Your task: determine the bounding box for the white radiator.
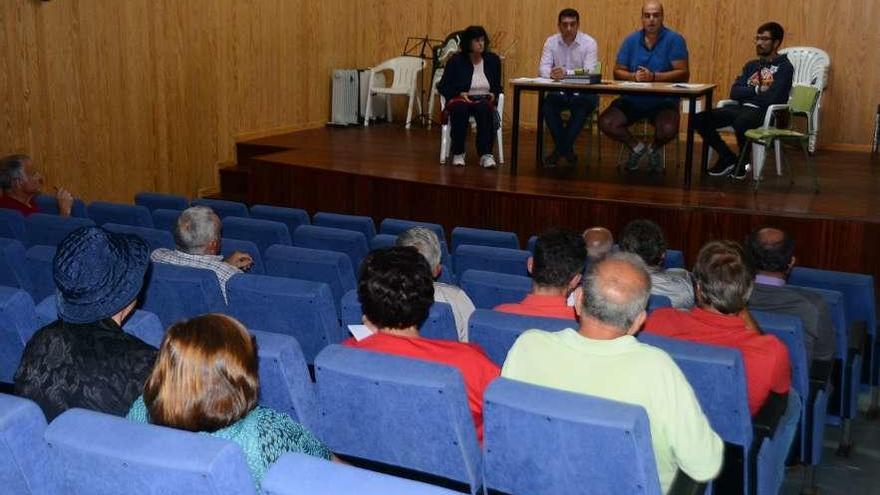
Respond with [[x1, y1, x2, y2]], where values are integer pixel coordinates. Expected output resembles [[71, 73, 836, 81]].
[[329, 69, 387, 125]]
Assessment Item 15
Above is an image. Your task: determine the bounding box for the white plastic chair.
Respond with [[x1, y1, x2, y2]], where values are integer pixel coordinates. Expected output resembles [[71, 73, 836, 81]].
[[439, 93, 505, 165], [779, 47, 830, 153], [427, 68, 444, 129], [363, 56, 425, 129]]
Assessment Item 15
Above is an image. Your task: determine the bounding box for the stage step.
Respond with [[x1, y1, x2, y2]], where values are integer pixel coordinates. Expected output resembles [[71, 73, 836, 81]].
[[218, 162, 250, 203]]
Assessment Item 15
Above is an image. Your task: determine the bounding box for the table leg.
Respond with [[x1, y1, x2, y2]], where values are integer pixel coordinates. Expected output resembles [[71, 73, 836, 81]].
[[700, 89, 713, 174], [684, 96, 697, 189], [511, 87, 521, 174], [536, 90, 545, 166]]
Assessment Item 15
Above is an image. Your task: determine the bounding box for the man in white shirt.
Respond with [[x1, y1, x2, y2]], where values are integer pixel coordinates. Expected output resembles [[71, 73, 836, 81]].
[[538, 8, 600, 168], [396, 227, 475, 342]]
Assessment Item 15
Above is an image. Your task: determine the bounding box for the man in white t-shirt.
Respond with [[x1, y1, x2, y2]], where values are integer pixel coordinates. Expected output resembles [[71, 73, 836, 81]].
[[397, 227, 475, 342]]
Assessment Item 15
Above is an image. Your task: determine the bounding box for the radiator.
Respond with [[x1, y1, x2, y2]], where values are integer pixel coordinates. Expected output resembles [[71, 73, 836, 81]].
[[329, 69, 387, 125]]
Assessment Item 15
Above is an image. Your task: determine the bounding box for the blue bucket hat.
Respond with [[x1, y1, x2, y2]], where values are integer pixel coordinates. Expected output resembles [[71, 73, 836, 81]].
[[53, 226, 150, 324]]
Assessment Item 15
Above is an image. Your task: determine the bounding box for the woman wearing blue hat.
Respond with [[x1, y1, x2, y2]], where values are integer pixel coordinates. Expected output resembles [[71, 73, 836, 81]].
[[14, 226, 158, 421]]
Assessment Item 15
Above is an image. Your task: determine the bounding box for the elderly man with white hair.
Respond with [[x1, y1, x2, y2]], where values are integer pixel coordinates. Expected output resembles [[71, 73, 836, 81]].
[[150, 205, 253, 303], [396, 226, 475, 342]]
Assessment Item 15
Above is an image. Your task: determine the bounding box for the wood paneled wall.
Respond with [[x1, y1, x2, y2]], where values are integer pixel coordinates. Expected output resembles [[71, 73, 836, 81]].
[[0, 1, 876, 202]]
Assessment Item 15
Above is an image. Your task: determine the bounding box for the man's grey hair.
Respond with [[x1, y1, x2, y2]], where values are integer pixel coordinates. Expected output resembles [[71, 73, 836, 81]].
[[0, 154, 30, 191], [581, 252, 652, 332], [396, 226, 441, 271], [174, 206, 222, 255]]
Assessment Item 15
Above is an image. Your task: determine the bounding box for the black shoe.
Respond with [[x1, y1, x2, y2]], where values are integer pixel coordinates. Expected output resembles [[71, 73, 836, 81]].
[[564, 153, 578, 167], [707, 156, 736, 176], [544, 151, 560, 168]]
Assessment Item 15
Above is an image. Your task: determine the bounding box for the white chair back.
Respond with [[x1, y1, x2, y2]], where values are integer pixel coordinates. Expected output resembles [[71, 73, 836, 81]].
[[372, 56, 425, 92], [779, 47, 830, 90]]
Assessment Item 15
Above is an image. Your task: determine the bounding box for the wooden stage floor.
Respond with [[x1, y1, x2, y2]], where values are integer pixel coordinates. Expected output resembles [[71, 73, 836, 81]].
[[233, 124, 880, 279]]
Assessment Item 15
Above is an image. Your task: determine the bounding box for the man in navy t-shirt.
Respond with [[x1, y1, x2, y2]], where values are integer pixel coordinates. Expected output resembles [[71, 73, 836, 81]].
[[598, 1, 689, 172]]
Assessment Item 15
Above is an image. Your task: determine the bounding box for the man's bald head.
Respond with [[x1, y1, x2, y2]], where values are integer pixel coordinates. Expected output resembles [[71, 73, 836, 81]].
[[747, 227, 795, 274], [581, 252, 651, 333], [583, 227, 614, 261], [641, 0, 664, 32], [642, 0, 664, 15]]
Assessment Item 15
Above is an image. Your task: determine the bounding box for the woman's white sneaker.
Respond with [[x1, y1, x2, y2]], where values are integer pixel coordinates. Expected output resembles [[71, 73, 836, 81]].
[[452, 154, 466, 167], [480, 154, 497, 169]]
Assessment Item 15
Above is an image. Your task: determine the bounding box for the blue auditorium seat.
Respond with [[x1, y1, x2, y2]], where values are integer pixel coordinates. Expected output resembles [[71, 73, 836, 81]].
[[292, 225, 369, 273], [191, 198, 249, 219], [0, 287, 38, 383], [639, 333, 798, 495], [526, 234, 537, 253], [134, 192, 189, 212], [339, 289, 458, 342], [33, 194, 88, 218], [24, 245, 56, 303], [24, 214, 94, 247], [373, 233, 453, 272], [0, 393, 56, 494], [151, 208, 181, 232], [264, 245, 355, 312], [226, 274, 343, 364], [221, 217, 291, 256], [249, 205, 310, 238], [313, 212, 376, 240], [251, 330, 317, 431], [45, 408, 256, 495], [0, 208, 26, 241], [453, 244, 530, 277], [647, 294, 673, 313], [459, 269, 532, 309], [468, 310, 573, 366], [379, 218, 447, 245], [451, 226, 519, 251], [87, 201, 153, 228], [35, 295, 164, 348], [140, 263, 226, 328], [663, 249, 685, 269], [262, 452, 458, 495], [0, 237, 33, 294], [315, 345, 482, 495], [221, 238, 265, 275], [103, 223, 175, 251], [483, 378, 661, 495], [369, 233, 396, 251]]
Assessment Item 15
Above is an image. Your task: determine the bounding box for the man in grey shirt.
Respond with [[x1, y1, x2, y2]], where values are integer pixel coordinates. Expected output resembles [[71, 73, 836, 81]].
[[746, 227, 836, 365], [619, 219, 694, 308]]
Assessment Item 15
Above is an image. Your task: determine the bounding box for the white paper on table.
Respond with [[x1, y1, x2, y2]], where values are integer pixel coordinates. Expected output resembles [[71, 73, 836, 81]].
[[617, 81, 652, 87], [670, 83, 704, 89], [512, 77, 557, 84], [347, 324, 374, 341]]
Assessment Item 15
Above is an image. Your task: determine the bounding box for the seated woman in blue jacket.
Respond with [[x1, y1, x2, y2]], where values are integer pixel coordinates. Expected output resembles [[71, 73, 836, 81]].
[[438, 25, 503, 168]]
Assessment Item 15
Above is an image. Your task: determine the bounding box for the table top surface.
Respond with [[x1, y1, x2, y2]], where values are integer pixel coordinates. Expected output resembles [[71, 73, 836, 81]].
[[510, 78, 716, 95]]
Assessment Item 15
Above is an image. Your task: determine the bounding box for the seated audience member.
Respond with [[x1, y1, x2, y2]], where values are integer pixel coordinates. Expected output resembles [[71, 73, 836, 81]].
[[502, 252, 722, 493], [128, 314, 331, 490], [396, 226, 475, 342], [495, 228, 586, 319], [583, 226, 614, 268], [703, 22, 793, 179], [644, 241, 792, 416], [151, 205, 253, 303], [0, 153, 75, 216], [14, 227, 157, 420], [437, 25, 503, 168], [598, 1, 690, 172], [344, 247, 499, 442], [746, 227, 836, 366], [619, 219, 694, 308]]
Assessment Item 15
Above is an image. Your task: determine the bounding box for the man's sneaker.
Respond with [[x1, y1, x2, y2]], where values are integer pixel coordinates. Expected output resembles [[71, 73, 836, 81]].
[[625, 146, 648, 171], [707, 155, 736, 176], [544, 151, 560, 168], [452, 154, 465, 167], [648, 149, 664, 172], [731, 162, 751, 180], [480, 154, 497, 169], [564, 153, 578, 167]]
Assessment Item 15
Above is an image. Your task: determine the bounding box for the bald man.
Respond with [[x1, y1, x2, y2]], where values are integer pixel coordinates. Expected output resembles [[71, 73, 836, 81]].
[[503, 252, 722, 492], [746, 227, 836, 364], [599, 1, 690, 172], [583, 227, 614, 265]]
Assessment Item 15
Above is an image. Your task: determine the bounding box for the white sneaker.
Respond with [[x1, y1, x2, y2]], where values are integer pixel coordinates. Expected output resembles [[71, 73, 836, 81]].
[[480, 154, 497, 169], [452, 154, 465, 167]]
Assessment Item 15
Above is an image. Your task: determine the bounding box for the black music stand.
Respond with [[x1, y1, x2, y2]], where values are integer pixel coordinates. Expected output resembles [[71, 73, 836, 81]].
[[403, 35, 444, 127]]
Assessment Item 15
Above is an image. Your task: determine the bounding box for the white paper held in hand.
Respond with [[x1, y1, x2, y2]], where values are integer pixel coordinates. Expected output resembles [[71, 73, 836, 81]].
[[348, 324, 375, 341]]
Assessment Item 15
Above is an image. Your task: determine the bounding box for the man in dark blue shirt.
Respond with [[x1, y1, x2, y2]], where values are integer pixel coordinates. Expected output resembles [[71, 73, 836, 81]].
[[699, 22, 794, 179], [598, 1, 689, 172]]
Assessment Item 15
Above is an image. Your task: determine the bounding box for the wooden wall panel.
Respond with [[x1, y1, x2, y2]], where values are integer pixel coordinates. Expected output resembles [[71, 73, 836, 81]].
[[0, 1, 876, 203]]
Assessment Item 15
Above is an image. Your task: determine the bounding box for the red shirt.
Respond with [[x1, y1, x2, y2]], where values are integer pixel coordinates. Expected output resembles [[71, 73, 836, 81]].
[[644, 307, 791, 415], [494, 294, 576, 320], [343, 332, 500, 443], [0, 195, 39, 217]]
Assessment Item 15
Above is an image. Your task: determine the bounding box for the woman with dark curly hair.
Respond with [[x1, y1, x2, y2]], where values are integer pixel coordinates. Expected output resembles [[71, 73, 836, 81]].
[[438, 25, 503, 168]]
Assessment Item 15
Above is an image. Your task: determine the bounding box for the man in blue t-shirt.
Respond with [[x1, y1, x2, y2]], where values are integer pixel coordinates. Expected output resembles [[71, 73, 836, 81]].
[[598, 1, 689, 172]]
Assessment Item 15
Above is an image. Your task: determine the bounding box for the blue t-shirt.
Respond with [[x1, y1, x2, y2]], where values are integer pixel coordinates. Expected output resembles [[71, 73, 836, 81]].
[[616, 27, 689, 106]]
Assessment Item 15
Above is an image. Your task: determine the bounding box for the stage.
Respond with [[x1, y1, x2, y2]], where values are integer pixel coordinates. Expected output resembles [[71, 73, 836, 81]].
[[228, 124, 880, 280]]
